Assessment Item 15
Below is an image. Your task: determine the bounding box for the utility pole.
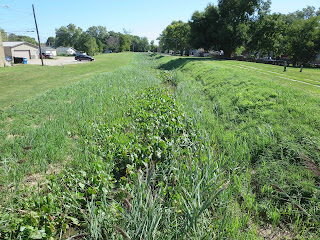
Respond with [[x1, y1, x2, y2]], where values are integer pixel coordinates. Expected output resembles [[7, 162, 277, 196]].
[[0, 30, 6, 67], [32, 4, 43, 66]]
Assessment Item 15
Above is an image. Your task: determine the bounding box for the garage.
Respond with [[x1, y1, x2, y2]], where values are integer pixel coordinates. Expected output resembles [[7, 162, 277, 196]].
[[3, 42, 39, 60], [13, 50, 31, 59]]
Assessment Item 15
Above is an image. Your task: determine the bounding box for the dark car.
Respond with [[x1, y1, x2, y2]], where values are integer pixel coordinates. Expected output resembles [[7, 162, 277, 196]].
[[75, 55, 95, 61]]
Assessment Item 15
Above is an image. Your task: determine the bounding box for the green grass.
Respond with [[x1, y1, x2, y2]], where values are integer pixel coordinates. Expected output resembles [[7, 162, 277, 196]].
[[157, 56, 320, 238], [1, 53, 319, 239], [160, 57, 320, 96], [0, 52, 134, 109], [0, 53, 232, 239]]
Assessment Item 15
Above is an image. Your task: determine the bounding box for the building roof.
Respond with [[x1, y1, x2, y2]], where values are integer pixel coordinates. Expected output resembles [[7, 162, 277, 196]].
[[3, 41, 25, 47], [56, 46, 76, 51], [41, 46, 56, 51], [3, 41, 38, 49]]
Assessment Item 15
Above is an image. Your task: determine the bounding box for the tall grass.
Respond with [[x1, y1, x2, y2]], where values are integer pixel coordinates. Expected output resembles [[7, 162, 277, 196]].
[[157, 56, 320, 238], [0, 53, 232, 239]]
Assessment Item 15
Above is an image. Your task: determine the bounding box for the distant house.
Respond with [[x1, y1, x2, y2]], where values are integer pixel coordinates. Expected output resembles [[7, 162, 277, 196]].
[[3, 41, 39, 60], [41, 46, 57, 56], [76, 51, 86, 56], [56, 47, 77, 55]]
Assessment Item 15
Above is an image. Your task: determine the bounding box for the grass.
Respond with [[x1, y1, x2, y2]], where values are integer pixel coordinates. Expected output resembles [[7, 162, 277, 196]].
[[1, 53, 231, 239], [0, 52, 134, 109], [160, 57, 320, 96], [157, 56, 320, 238], [0, 53, 319, 239]]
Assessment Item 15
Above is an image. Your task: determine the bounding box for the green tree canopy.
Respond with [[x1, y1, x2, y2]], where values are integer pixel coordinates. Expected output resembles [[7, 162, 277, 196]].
[[159, 20, 190, 55], [0, 28, 8, 41], [8, 34, 37, 45], [286, 16, 320, 64], [247, 13, 286, 56], [119, 34, 131, 52], [76, 32, 99, 55], [46, 37, 55, 46], [86, 26, 109, 44], [189, 5, 220, 50], [187, 0, 270, 57], [55, 23, 82, 47]]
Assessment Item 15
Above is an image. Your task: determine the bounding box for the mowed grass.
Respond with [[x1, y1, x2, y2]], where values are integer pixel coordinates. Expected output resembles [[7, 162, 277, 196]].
[[161, 57, 320, 96], [0, 52, 134, 109]]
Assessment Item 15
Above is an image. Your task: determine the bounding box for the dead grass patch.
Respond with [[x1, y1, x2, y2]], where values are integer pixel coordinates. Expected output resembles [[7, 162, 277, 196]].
[[5, 134, 22, 140]]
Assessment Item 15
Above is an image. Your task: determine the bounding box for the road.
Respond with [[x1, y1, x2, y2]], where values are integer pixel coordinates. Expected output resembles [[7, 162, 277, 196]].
[[27, 56, 91, 66]]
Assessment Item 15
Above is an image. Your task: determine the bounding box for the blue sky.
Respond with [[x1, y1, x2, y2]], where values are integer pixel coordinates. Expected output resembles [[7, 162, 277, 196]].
[[1, 0, 319, 43]]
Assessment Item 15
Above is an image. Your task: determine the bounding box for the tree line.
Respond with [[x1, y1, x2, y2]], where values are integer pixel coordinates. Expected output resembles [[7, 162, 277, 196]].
[[158, 0, 320, 65], [0, 30, 38, 45], [46, 24, 157, 55], [0, 25, 158, 55]]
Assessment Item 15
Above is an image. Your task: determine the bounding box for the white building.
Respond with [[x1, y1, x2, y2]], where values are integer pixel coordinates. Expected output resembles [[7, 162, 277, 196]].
[[41, 46, 57, 56], [56, 47, 77, 55], [3, 41, 39, 60]]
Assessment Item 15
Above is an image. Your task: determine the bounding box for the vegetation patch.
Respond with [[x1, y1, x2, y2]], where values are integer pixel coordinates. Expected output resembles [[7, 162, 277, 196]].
[[157, 55, 320, 238]]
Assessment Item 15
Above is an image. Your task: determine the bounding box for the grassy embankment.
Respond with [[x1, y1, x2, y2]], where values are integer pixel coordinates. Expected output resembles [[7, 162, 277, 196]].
[[0, 52, 133, 109], [0, 53, 230, 239], [0, 53, 319, 239], [157, 56, 320, 238]]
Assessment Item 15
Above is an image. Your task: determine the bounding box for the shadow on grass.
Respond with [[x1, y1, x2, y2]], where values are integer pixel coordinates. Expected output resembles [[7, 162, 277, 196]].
[[148, 53, 164, 59], [158, 57, 226, 70]]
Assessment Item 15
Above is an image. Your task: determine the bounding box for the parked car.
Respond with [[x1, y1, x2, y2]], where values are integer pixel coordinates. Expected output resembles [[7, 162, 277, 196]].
[[75, 55, 95, 61], [40, 52, 53, 59]]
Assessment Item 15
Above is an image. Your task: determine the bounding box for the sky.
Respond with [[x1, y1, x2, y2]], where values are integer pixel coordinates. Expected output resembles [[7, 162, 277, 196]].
[[1, 0, 320, 44]]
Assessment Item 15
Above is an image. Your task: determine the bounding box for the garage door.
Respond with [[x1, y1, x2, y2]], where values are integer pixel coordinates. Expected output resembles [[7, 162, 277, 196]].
[[14, 50, 31, 59]]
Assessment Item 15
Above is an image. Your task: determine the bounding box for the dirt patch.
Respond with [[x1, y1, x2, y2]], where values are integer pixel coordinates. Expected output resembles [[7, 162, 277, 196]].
[[248, 219, 295, 239], [256, 224, 294, 239], [6, 134, 22, 140]]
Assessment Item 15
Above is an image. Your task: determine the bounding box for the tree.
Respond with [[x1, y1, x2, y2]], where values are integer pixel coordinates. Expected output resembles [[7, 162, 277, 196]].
[[106, 32, 120, 52], [217, 0, 269, 57], [286, 16, 320, 65], [76, 33, 99, 55], [188, 0, 270, 57], [0, 28, 8, 41], [46, 37, 55, 46], [137, 37, 150, 52], [97, 39, 104, 52], [189, 5, 220, 50], [55, 24, 82, 48], [130, 36, 140, 52], [86, 26, 109, 41], [86, 26, 109, 52], [247, 13, 286, 56], [8, 34, 37, 45], [119, 34, 131, 52], [150, 40, 158, 52], [159, 20, 190, 55], [294, 6, 318, 20]]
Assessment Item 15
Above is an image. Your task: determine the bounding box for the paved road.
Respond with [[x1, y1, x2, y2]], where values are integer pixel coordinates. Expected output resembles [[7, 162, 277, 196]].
[[27, 57, 91, 66]]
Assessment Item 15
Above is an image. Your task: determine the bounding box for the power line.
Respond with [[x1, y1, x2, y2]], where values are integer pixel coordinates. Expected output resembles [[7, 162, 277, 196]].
[[0, 4, 32, 15]]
